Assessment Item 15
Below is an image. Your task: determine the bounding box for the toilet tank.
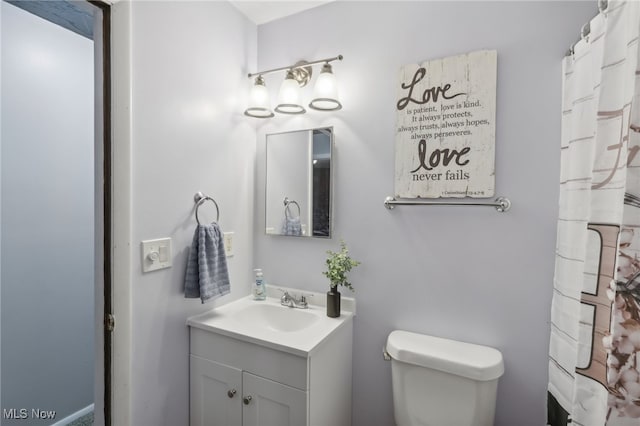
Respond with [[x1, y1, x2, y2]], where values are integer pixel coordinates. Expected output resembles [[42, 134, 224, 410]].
[[386, 330, 504, 426]]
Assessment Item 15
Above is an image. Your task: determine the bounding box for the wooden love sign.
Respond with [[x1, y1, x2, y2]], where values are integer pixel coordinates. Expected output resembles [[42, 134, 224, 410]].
[[394, 50, 497, 198]]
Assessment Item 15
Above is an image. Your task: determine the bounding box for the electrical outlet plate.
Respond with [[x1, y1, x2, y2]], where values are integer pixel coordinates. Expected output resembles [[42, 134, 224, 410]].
[[223, 232, 234, 258], [141, 238, 172, 272]]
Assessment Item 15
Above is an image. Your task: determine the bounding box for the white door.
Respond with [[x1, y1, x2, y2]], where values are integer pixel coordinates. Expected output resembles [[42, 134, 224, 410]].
[[1, 1, 112, 424], [242, 371, 307, 426], [190, 355, 242, 426]]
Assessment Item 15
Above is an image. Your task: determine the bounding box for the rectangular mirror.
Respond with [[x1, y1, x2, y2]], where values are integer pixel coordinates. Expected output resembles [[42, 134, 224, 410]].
[[265, 127, 333, 238]]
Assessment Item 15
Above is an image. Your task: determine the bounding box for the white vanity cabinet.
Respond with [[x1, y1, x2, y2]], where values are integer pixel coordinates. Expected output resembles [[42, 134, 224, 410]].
[[190, 353, 306, 426], [190, 355, 242, 426], [187, 296, 354, 426]]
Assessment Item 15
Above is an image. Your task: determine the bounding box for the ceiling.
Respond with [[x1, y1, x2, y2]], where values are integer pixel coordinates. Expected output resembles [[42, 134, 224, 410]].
[[6, 0, 96, 39], [229, 1, 335, 25]]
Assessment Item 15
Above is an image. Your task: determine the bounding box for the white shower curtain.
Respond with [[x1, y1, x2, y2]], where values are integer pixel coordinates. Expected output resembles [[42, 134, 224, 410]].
[[548, 1, 640, 425]]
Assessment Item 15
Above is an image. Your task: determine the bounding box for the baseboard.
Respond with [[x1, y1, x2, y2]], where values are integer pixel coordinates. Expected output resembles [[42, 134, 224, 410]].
[[50, 403, 94, 426]]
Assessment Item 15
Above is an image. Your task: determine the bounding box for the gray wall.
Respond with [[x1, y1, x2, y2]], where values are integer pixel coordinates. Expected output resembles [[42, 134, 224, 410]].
[[1, 1, 94, 422], [128, 2, 257, 425], [254, 2, 596, 425]]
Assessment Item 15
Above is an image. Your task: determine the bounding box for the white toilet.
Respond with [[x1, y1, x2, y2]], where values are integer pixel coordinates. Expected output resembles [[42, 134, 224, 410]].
[[385, 330, 504, 426]]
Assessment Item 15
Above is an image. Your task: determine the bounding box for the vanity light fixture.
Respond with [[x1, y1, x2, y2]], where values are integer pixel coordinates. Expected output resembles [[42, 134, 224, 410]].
[[244, 75, 274, 118], [245, 55, 343, 118]]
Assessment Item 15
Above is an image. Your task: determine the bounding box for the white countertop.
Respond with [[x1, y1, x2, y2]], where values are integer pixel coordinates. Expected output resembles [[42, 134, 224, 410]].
[[187, 288, 354, 357]]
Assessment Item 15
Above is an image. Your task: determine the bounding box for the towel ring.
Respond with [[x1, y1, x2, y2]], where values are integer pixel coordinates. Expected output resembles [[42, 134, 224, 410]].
[[194, 192, 220, 225], [283, 197, 301, 219]]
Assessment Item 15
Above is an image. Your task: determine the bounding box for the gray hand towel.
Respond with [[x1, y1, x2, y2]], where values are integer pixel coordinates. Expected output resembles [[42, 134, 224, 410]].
[[281, 216, 302, 236], [184, 223, 230, 303]]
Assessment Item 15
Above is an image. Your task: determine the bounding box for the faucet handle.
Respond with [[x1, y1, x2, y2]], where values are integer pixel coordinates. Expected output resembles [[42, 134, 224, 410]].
[[277, 288, 289, 298], [299, 294, 313, 308], [278, 289, 293, 307]]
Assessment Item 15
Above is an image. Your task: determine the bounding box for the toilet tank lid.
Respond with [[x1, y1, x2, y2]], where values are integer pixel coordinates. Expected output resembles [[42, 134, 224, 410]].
[[386, 330, 504, 381]]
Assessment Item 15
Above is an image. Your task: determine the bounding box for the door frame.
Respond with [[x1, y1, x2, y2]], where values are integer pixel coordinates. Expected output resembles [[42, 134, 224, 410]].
[[105, 1, 133, 425], [87, 1, 115, 424], [89, 0, 133, 424]]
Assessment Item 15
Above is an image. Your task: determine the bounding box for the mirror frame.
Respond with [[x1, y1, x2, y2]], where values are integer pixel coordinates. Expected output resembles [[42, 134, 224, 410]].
[[264, 126, 334, 238]]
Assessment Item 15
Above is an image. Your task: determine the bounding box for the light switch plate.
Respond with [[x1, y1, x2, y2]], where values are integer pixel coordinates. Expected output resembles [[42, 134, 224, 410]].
[[141, 238, 172, 272], [223, 232, 234, 258]]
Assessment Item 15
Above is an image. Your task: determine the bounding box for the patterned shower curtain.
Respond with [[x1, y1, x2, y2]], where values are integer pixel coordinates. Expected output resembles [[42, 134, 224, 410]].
[[548, 1, 640, 425]]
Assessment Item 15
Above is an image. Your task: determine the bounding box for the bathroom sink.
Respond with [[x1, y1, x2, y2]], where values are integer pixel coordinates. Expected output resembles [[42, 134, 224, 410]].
[[235, 303, 320, 332], [187, 286, 355, 356]]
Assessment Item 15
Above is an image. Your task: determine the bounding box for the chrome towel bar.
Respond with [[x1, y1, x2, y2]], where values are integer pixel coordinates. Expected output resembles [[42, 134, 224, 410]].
[[384, 196, 511, 213]]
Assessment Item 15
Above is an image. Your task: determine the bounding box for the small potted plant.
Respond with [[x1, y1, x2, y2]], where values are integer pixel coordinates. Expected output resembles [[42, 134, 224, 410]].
[[323, 240, 360, 317]]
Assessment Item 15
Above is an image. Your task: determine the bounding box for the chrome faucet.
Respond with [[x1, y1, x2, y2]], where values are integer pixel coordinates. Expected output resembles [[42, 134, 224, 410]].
[[280, 291, 309, 309]]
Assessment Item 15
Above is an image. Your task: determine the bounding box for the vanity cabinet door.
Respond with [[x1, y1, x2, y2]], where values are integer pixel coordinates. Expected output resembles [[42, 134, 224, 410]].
[[190, 355, 242, 426], [242, 371, 307, 426]]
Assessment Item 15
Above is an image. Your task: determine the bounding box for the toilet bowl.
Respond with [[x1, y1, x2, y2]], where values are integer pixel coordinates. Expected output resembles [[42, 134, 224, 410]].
[[386, 330, 504, 426]]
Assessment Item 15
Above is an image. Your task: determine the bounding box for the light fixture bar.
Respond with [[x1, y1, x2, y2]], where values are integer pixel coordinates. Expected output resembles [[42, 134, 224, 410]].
[[247, 55, 343, 79]]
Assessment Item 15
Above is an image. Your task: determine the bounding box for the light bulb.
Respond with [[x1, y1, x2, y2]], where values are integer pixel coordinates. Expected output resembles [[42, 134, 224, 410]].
[[275, 70, 305, 114], [309, 63, 342, 111], [244, 76, 274, 118]]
